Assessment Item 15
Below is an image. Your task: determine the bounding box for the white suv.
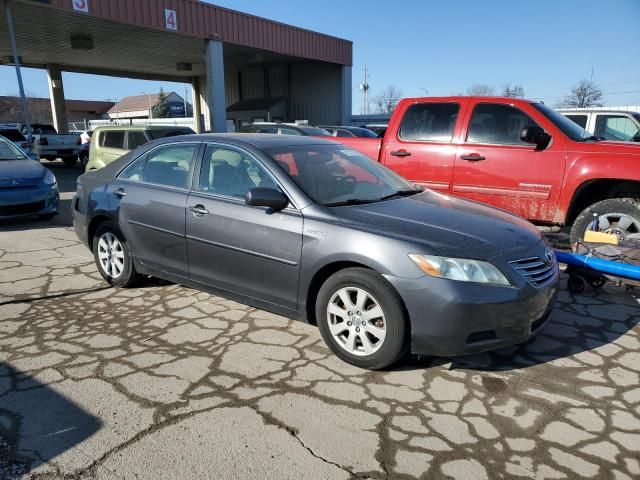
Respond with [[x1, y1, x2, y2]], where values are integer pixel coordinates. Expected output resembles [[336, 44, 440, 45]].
[[558, 109, 640, 142]]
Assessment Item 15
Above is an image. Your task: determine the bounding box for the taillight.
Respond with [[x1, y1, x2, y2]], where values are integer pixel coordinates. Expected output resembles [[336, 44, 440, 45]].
[[20, 142, 29, 148], [76, 137, 81, 145], [39, 137, 48, 145]]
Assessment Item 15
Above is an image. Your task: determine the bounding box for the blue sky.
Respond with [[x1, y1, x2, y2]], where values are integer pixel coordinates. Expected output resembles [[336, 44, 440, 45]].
[[2, 0, 639, 112]]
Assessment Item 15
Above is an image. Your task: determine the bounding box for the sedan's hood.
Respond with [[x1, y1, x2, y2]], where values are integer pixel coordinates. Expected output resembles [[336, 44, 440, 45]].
[[333, 190, 543, 259], [0, 159, 45, 180]]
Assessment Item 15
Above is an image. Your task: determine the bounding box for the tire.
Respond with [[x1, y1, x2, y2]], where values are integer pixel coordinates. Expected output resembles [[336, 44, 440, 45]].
[[62, 156, 77, 167], [315, 267, 409, 370], [92, 222, 140, 287], [570, 198, 640, 244]]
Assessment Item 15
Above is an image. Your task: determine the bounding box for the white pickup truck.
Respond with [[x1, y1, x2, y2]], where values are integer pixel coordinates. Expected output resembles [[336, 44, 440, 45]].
[[22, 124, 82, 166]]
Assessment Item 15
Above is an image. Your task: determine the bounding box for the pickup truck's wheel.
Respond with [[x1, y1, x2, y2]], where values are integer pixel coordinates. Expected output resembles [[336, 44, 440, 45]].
[[92, 222, 141, 287], [62, 156, 77, 167], [570, 198, 640, 244], [316, 268, 409, 370]]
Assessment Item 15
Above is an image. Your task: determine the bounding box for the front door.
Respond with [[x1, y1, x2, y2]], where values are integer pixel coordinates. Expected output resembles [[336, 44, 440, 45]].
[[186, 144, 303, 310], [109, 142, 199, 275], [453, 101, 564, 223], [380, 100, 465, 192]]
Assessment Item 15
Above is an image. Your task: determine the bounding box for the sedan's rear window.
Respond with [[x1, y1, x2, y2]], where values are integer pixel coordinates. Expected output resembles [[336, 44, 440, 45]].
[[0, 129, 26, 142], [147, 128, 195, 140]]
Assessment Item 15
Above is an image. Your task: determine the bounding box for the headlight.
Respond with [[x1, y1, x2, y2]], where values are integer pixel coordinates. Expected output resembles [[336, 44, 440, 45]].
[[409, 254, 511, 286], [43, 169, 57, 185]]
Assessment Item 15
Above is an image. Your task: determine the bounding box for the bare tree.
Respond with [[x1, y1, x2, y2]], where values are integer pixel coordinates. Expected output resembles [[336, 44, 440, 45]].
[[559, 79, 603, 108], [466, 84, 495, 96], [373, 85, 403, 115], [502, 83, 525, 98], [3, 92, 53, 124]]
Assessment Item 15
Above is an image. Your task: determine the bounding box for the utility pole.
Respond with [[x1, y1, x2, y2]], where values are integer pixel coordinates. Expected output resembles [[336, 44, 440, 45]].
[[184, 85, 188, 118], [5, 2, 32, 147], [359, 65, 370, 116]]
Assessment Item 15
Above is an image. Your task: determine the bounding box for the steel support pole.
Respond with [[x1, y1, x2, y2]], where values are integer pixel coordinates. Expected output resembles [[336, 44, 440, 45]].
[[5, 1, 32, 145]]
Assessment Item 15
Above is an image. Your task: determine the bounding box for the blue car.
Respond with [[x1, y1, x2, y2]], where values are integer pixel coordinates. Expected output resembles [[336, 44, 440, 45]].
[[0, 135, 59, 220]]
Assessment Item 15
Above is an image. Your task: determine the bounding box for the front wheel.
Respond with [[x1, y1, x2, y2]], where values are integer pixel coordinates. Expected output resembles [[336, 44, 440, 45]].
[[316, 268, 409, 370], [570, 198, 640, 244], [92, 222, 140, 287]]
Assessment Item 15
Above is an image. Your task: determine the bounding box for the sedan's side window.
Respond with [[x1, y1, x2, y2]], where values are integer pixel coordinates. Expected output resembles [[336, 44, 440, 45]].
[[198, 146, 278, 198], [467, 104, 539, 145], [119, 155, 147, 182], [142, 144, 197, 189]]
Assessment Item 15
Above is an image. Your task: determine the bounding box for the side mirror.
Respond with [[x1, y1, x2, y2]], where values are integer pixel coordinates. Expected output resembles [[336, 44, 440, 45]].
[[245, 187, 288, 211], [520, 126, 552, 151], [28, 152, 39, 161]]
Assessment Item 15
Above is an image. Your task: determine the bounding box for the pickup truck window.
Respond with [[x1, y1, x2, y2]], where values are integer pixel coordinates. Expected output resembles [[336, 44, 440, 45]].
[[594, 115, 640, 141], [399, 103, 459, 142], [564, 114, 588, 129], [467, 104, 538, 146], [531, 102, 587, 141]]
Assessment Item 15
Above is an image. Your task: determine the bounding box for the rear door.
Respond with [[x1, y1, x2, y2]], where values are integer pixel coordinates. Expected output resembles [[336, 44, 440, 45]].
[[108, 142, 200, 276], [380, 100, 466, 192], [185, 143, 303, 310], [453, 100, 565, 222]]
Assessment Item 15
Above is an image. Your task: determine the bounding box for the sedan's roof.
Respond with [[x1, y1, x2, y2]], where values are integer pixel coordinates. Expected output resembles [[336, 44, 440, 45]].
[[169, 133, 339, 149]]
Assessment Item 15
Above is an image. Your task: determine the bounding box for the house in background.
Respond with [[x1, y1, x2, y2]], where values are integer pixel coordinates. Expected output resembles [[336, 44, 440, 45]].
[[107, 92, 192, 121], [0, 96, 114, 126]]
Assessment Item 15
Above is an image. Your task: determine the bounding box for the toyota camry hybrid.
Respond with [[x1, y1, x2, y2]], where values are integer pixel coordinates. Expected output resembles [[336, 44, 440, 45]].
[[72, 134, 559, 369]]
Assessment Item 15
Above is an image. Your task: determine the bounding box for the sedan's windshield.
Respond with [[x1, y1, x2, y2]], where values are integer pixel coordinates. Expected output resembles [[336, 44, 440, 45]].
[[531, 103, 588, 141], [264, 144, 420, 206], [0, 137, 28, 160]]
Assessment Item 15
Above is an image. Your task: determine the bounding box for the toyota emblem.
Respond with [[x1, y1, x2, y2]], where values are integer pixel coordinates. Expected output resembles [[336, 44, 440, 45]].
[[544, 247, 554, 264]]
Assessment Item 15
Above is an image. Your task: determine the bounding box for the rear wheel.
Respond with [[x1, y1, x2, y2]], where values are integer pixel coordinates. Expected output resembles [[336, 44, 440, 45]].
[[92, 222, 140, 287], [316, 268, 409, 370], [570, 198, 640, 244]]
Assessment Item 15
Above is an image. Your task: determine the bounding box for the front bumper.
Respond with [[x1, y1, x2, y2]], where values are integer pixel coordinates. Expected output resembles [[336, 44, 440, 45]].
[[387, 256, 559, 357], [0, 184, 59, 219]]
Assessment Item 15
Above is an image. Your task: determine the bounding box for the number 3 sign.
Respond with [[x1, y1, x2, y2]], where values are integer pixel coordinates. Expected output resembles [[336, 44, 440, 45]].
[[72, 0, 89, 13], [165, 9, 177, 31]]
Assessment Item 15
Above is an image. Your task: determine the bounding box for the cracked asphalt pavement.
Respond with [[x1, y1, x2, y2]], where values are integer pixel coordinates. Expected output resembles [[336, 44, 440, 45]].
[[1, 163, 639, 479]]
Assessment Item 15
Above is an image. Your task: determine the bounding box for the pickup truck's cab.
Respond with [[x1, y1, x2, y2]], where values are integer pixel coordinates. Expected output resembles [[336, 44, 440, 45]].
[[336, 96, 640, 243]]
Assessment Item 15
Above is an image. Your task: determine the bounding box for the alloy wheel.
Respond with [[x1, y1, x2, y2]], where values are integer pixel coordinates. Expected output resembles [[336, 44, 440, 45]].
[[326, 286, 386, 356], [97, 232, 125, 279], [589, 212, 640, 241]]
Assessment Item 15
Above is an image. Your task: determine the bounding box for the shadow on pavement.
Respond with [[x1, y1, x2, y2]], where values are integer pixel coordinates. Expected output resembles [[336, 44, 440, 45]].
[[0, 363, 101, 479]]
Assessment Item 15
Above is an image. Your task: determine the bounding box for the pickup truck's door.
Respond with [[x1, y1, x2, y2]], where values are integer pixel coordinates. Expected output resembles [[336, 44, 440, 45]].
[[380, 100, 466, 192], [453, 101, 564, 222]]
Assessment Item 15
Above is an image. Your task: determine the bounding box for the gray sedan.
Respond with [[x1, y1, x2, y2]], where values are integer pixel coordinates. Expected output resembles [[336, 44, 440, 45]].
[[72, 134, 558, 369]]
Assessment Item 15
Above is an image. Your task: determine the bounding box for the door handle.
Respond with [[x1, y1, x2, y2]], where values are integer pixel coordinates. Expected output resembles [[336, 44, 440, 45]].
[[390, 149, 412, 157], [460, 153, 486, 162], [188, 204, 209, 215], [114, 188, 126, 197]]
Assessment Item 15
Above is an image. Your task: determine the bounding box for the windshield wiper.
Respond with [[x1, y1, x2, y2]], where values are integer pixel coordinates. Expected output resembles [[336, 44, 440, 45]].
[[377, 188, 423, 201], [324, 198, 379, 207]]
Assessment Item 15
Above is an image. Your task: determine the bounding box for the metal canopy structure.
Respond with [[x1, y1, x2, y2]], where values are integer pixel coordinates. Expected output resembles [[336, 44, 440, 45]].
[[0, 0, 353, 132]]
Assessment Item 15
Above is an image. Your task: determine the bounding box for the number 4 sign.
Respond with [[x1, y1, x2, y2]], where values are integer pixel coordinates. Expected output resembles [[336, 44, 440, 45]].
[[165, 9, 177, 31], [72, 0, 89, 13]]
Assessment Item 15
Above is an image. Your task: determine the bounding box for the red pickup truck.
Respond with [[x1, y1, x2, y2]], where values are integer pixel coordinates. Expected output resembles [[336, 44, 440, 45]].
[[336, 96, 640, 243]]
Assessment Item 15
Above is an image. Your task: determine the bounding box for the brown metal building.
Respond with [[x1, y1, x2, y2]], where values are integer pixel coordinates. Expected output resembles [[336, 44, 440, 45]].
[[0, 0, 353, 132]]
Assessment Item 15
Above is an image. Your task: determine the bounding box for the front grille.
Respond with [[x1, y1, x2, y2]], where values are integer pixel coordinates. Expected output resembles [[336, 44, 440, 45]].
[[509, 255, 557, 288], [0, 201, 45, 216]]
